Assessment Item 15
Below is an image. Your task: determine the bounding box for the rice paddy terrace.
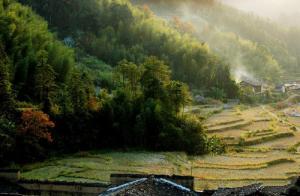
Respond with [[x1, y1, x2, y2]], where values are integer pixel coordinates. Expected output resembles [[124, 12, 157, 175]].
[[21, 104, 300, 191], [196, 103, 300, 190]]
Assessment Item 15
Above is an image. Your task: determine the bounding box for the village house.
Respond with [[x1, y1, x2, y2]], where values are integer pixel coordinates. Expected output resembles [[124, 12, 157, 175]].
[[100, 175, 197, 196], [281, 83, 300, 93], [239, 77, 268, 94]]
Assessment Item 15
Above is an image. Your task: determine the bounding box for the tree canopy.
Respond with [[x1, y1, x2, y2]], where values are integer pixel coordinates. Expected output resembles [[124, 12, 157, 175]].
[[20, 0, 238, 97], [133, 0, 300, 82]]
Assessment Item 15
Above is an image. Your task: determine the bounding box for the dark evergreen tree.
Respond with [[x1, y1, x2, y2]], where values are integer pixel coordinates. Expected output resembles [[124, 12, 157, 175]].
[[0, 43, 14, 116]]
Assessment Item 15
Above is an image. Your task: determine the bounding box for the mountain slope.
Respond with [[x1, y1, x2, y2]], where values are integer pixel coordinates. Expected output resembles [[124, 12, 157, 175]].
[[1, 0, 226, 165], [0, 0, 76, 103], [132, 0, 300, 82], [19, 0, 238, 97]]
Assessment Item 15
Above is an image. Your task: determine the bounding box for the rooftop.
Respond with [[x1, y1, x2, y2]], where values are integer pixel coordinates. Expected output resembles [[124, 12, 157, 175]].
[[100, 176, 197, 196], [239, 76, 263, 87]]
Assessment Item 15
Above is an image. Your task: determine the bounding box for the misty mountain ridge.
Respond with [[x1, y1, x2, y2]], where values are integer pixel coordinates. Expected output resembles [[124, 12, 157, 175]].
[[132, 0, 300, 83], [221, 0, 300, 27]]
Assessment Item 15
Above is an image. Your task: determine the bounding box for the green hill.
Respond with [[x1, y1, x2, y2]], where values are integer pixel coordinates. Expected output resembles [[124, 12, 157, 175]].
[[19, 0, 238, 97], [1, 0, 229, 165], [0, 0, 76, 102], [131, 0, 300, 82]]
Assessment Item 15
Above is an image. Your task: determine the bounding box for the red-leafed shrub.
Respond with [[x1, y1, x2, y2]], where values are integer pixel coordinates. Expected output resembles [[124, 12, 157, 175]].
[[19, 109, 55, 142]]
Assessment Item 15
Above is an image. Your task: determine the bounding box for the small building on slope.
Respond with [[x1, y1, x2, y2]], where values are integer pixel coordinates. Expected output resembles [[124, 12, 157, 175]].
[[239, 77, 268, 94]]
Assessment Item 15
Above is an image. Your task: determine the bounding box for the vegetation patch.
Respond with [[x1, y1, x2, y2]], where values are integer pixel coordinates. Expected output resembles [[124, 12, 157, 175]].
[[193, 158, 295, 170], [207, 121, 252, 133], [254, 118, 273, 122], [204, 118, 244, 128], [240, 132, 294, 146], [287, 142, 300, 153], [243, 129, 275, 138], [21, 166, 84, 181]]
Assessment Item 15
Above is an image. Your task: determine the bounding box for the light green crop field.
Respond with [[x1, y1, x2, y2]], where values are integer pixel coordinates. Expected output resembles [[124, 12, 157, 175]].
[[21, 104, 300, 191]]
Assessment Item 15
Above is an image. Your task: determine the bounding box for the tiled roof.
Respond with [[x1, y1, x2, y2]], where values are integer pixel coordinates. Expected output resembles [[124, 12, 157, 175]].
[[99, 176, 197, 196], [239, 76, 263, 87]]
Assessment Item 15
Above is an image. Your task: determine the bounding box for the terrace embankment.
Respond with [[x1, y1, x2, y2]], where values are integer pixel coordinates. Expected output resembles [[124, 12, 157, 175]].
[[19, 104, 300, 190]]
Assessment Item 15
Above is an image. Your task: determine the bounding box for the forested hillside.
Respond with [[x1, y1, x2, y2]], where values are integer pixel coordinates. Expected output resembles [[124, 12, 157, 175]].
[[132, 0, 300, 82], [19, 0, 238, 97], [0, 0, 226, 166], [0, 0, 75, 106], [2, 0, 300, 191]]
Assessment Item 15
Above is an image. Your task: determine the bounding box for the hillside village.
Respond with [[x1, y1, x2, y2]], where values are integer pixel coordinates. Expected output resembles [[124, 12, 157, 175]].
[[1, 0, 300, 195], [238, 75, 300, 95]]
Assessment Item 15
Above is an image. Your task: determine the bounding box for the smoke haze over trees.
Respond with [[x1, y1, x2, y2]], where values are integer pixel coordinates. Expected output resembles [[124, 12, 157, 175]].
[[133, 0, 300, 82], [221, 0, 300, 27]]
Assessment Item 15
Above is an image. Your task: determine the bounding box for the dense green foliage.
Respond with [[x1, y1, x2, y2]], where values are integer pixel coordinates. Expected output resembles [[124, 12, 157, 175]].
[[0, 1, 74, 101], [0, 43, 14, 116], [54, 57, 210, 154], [134, 0, 300, 82], [19, 0, 238, 97], [0, 0, 228, 165]]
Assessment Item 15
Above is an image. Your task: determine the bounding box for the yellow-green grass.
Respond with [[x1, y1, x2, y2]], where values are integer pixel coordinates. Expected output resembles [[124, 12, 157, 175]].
[[204, 109, 240, 124], [240, 132, 294, 146], [21, 104, 300, 191], [195, 178, 290, 191], [243, 121, 275, 132], [208, 129, 248, 138], [192, 161, 300, 181], [206, 121, 252, 133], [243, 129, 275, 138], [254, 132, 300, 149], [204, 118, 244, 128], [193, 158, 295, 170], [21, 150, 300, 191], [21, 152, 192, 184], [288, 142, 300, 153], [186, 105, 224, 119], [253, 118, 272, 122]]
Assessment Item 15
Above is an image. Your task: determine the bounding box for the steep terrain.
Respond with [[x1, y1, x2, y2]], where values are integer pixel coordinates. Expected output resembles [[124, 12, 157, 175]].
[[19, 0, 238, 96], [21, 102, 300, 190], [2, 0, 231, 165], [132, 0, 300, 82]]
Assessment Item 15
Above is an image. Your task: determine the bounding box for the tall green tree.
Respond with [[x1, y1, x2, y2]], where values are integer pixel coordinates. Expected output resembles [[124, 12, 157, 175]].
[[68, 71, 94, 113], [141, 57, 171, 100], [20, 0, 239, 98], [0, 0, 74, 103], [0, 43, 14, 116], [114, 60, 142, 97], [167, 81, 191, 114], [34, 51, 57, 112]]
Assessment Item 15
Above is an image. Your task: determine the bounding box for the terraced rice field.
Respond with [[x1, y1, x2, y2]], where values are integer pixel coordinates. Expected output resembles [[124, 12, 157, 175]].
[[21, 152, 193, 185], [199, 103, 300, 189], [21, 104, 300, 191]]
